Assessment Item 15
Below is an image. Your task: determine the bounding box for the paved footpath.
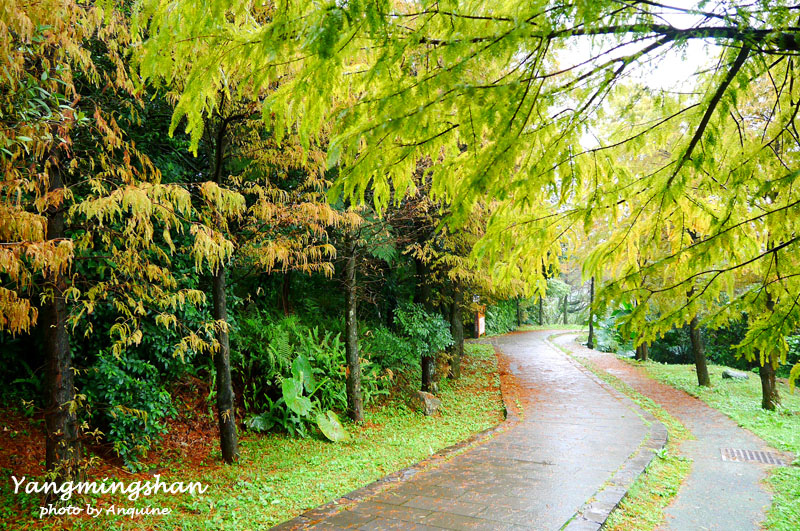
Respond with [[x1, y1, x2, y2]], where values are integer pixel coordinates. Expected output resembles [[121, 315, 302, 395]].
[[552, 333, 790, 531], [276, 331, 656, 530]]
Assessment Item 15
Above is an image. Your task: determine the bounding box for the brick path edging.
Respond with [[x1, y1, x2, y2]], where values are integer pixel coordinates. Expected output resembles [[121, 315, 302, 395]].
[[271, 342, 520, 530], [548, 333, 669, 531]]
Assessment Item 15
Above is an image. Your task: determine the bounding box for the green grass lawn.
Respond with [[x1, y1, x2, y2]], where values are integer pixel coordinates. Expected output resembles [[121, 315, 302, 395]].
[[1, 344, 504, 530], [633, 361, 800, 531]]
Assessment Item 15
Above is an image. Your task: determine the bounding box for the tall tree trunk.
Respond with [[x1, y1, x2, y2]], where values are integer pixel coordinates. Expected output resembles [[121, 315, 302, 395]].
[[562, 295, 568, 325], [759, 358, 780, 411], [280, 271, 291, 316], [635, 342, 649, 361], [760, 291, 780, 410], [344, 234, 363, 422], [210, 113, 237, 464], [42, 162, 80, 484], [213, 266, 238, 463], [688, 316, 710, 386], [515, 297, 522, 328], [415, 257, 435, 392], [421, 356, 434, 392], [539, 297, 544, 325], [414, 258, 433, 307], [449, 284, 465, 379], [587, 277, 595, 349]]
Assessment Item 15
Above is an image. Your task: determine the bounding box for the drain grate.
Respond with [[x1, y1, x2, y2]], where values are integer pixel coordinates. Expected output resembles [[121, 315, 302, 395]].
[[720, 448, 787, 466]]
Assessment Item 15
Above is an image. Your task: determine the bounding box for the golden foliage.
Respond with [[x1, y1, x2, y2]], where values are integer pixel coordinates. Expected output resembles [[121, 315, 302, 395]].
[[0, 1, 231, 357]]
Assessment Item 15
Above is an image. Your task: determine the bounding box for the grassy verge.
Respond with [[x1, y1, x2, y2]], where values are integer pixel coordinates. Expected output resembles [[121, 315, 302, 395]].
[[1, 343, 504, 530], [632, 361, 800, 531], [548, 334, 691, 531]]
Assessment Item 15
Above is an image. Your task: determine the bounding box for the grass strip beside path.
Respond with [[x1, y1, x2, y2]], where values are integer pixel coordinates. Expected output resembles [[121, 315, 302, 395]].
[[518, 324, 588, 332]]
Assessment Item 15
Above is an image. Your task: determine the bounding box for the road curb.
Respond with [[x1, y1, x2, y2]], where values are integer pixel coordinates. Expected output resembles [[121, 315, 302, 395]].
[[546, 333, 670, 531]]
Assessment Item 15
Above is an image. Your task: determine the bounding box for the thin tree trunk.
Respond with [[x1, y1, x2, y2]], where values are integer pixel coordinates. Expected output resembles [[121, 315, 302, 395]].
[[213, 266, 238, 463], [516, 297, 522, 328], [280, 271, 291, 316], [415, 257, 435, 392], [421, 357, 434, 392], [562, 295, 568, 325], [635, 342, 649, 361], [539, 297, 544, 325], [344, 234, 363, 422], [760, 291, 780, 410], [587, 277, 595, 349], [414, 258, 433, 307], [210, 112, 237, 464], [42, 162, 80, 485], [759, 359, 780, 411], [449, 284, 465, 379], [688, 316, 710, 386]]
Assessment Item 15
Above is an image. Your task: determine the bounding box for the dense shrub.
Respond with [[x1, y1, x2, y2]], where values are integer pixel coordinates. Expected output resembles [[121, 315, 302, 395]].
[[393, 302, 453, 357], [649, 326, 693, 364], [704, 319, 750, 370], [233, 311, 391, 436], [232, 311, 297, 413], [362, 326, 417, 371], [594, 305, 635, 354], [485, 300, 517, 335], [0, 300, 199, 470], [61, 301, 201, 470], [617, 315, 798, 377], [704, 320, 798, 376], [0, 335, 42, 404], [81, 353, 176, 470]]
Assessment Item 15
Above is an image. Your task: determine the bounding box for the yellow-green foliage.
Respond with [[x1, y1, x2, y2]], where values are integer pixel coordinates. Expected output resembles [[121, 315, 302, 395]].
[[132, 1, 800, 381]]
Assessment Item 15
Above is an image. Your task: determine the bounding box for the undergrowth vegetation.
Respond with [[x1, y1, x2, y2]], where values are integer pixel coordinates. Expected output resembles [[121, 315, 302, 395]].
[[595, 309, 800, 378], [0, 343, 504, 530], [485, 300, 518, 336]]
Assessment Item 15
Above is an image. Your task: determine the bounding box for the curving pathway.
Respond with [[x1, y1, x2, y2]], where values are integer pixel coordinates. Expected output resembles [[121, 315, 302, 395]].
[[274, 331, 657, 530], [552, 333, 789, 531]]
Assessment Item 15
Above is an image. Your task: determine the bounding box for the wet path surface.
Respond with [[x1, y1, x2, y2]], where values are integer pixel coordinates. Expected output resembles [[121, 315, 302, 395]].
[[280, 331, 649, 530], [552, 334, 786, 531]]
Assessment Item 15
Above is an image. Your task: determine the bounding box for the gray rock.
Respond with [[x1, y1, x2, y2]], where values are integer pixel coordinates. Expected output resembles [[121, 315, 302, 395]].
[[416, 391, 442, 416], [722, 368, 750, 380]]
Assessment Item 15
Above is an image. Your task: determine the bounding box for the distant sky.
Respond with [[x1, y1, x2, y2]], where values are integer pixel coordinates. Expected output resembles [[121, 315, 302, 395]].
[[559, 0, 721, 92], [556, 1, 726, 148]]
